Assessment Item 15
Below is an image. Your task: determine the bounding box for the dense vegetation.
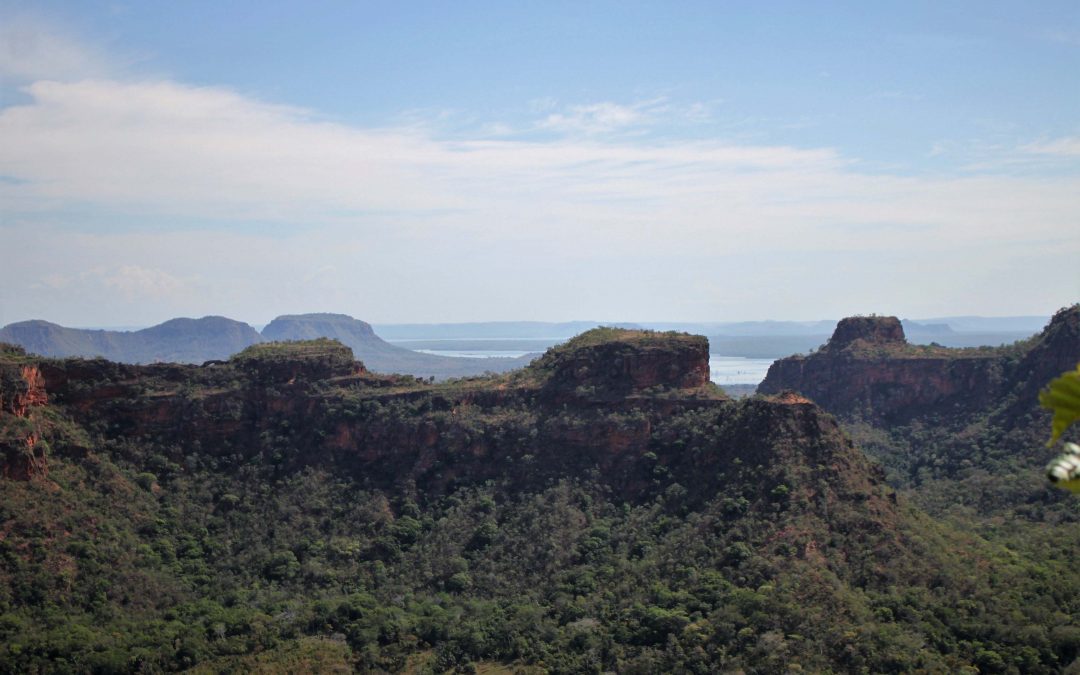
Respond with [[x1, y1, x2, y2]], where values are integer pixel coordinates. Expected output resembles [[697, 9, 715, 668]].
[[2, 326, 1079, 673]]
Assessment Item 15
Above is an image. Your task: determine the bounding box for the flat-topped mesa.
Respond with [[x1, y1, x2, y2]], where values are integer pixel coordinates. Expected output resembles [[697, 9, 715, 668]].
[[531, 328, 711, 400], [230, 338, 363, 383], [824, 315, 906, 352], [261, 313, 378, 341], [760, 306, 1080, 424]]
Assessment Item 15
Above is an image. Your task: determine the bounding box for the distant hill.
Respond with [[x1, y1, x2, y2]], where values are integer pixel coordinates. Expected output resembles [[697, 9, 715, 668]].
[[376, 318, 1045, 359], [0, 311, 1049, 375], [0, 314, 534, 380], [259, 313, 534, 378], [0, 316, 264, 363], [921, 314, 1051, 333]]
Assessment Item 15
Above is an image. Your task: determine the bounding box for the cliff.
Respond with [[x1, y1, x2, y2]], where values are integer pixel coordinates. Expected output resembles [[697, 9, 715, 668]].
[[530, 328, 711, 402], [26, 330, 724, 500], [0, 344, 50, 479], [8, 328, 894, 511], [825, 315, 906, 351], [1, 330, 904, 541], [759, 307, 1080, 424]]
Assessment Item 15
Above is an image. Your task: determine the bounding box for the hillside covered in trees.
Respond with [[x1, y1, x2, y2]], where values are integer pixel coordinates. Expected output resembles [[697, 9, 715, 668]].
[[2, 326, 1080, 672]]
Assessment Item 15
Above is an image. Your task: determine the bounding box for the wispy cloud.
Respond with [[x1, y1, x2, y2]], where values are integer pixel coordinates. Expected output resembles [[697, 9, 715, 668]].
[[0, 14, 113, 82], [1041, 29, 1080, 47], [100, 265, 187, 301], [539, 101, 654, 134], [1022, 136, 1080, 157], [534, 98, 713, 136], [0, 27, 1076, 324]]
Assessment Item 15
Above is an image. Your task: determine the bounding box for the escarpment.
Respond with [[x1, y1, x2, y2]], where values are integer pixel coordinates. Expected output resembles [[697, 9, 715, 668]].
[[759, 307, 1080, 425], [2, 329, 892, 510], [10, 329, 1071, 674]]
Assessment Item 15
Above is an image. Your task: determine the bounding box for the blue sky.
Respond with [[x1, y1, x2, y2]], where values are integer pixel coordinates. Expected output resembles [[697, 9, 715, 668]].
[[1, 1, 1078, 326]]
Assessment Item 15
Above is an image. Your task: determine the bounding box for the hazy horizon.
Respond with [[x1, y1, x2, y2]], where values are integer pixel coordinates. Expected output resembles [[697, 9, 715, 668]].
[[1, 311, 1055, 336], [1, 2, 1077, 327]]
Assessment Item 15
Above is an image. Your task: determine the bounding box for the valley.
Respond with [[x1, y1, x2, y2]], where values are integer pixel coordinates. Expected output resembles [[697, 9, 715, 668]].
[[1, 310, 1078, 672]]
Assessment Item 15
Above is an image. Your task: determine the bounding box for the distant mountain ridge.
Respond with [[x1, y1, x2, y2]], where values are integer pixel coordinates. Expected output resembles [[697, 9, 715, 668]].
[[377, 317, 1045, 358], [1, 311, 1052, 376], [0, 316, 262, 364], [0, 314, 532, 380]]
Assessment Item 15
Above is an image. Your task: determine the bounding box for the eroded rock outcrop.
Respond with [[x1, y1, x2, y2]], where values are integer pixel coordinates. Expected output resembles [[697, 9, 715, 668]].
[[759, 306, 1080, 424], [824, 315, 906, 352], [533, 329, 711, 402], [0, 345, 50, 480], [10, 330, 905, 534]]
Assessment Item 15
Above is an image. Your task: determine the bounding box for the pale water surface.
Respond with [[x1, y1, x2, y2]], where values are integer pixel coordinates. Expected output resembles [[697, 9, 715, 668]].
[[413, 349, 774, 385]]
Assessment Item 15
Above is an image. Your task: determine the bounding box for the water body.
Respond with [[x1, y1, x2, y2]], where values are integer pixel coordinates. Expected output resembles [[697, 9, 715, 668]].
[[415, 349, 533, 359], [708, 356, 774, 385], [412, 349, 774, 385]]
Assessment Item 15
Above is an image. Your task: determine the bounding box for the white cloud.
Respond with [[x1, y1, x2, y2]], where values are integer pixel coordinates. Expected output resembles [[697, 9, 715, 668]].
[[100, 265, 187, 300], [538, 100, 666, 134], [0, 77, 1077, 324], [1022, 136, 1080, 157], [0, 15, 113, 82]]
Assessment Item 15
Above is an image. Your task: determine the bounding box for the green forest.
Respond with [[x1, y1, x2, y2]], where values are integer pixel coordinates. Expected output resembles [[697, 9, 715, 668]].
[[1, 311, 1079, 673]]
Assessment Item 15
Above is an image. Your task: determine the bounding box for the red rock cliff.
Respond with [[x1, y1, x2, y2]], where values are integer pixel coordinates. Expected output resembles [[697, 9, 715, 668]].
[[0, 352, 50, 480], [534, 329, 711, 402], [758, 307, 1080, 424]]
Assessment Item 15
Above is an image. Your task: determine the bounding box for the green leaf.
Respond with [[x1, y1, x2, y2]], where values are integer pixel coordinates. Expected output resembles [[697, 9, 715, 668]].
[[1040, 364, 1080, 446]]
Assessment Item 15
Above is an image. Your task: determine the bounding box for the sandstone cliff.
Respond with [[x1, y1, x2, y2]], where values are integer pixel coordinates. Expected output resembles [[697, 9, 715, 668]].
[[0, 344, 50, 480], [4, 328, 897, 515], [758, 306, 1080, 425]]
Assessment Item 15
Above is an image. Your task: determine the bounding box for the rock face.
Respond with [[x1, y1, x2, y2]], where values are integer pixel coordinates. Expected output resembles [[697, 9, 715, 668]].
[[533, 329, 711, 401], [0, 328, 908, 557], [0, 345, 50, 480], [824, 315, 906, 351], [759, 306, 1080, 424]]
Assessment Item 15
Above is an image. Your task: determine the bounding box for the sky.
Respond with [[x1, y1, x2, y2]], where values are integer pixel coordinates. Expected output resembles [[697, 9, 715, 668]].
[[1, 1, 1078, 327]]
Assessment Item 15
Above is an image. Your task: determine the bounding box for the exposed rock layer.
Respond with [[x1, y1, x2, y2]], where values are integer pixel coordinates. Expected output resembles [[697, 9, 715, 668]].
[[0, 349, 50, 480], [2, 329, 892, 518], [759, 307, 1080, 424]]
